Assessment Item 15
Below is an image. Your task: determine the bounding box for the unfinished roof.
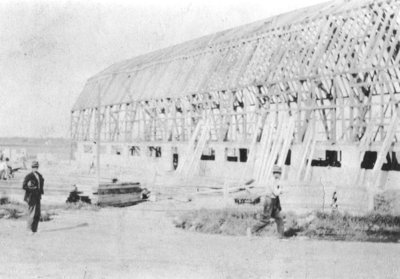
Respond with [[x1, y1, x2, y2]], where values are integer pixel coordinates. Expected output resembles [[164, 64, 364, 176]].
[[73, 0, 400, 110]]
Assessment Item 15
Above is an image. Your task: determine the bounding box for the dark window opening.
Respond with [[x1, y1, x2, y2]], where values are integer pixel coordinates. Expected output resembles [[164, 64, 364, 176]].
[[129, 146, 140, 156], [227, 156, 238, 162], [239, 148, 248, 162], [201, 148, 215, 161], [226, 148, 248, 162], [172, 146, 178, 170], [148, 146, 162, 157], [361, 151, 400, 171], [173, 153, 178, 170], [381, 152, 400, 171], [361, 151, 377, 169], [225, 148, 237, 162], [285, 149, 291, 166], [311, 150, 341, 167]]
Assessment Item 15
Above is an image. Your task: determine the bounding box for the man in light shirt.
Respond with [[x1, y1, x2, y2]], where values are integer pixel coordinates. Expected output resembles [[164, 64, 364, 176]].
[[251, 165, 284, 237]]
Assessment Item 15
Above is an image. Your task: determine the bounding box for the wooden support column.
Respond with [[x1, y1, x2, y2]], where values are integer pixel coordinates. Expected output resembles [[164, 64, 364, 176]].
[[96, 82, 101, 188], [331, 97, 337, 142], [345, 78, 355, 141]]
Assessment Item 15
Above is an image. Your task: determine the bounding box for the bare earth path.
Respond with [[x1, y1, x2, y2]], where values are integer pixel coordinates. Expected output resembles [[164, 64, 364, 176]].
[[1, 199, 399, 279]]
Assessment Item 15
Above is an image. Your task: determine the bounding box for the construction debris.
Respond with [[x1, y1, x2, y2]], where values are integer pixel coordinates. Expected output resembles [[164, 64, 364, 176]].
[[66, 185, 91, 204]]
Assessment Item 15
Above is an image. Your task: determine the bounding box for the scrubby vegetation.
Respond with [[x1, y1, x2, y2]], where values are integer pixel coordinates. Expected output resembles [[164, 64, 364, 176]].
[[45, 201, 100, 211], [173, 208, 400, 242], [173, 207, 262, 236], [0, 198, 26, 219], [0, 195, 99, 221], [302, 211, 400, 242]]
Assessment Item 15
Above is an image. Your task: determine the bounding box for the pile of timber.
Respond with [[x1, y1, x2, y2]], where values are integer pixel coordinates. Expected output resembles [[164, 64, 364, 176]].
[[96, 182, 149, 207]]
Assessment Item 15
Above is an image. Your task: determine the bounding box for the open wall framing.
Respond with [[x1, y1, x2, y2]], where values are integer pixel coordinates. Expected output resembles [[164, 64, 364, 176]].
[[71, 0, 400, 212]]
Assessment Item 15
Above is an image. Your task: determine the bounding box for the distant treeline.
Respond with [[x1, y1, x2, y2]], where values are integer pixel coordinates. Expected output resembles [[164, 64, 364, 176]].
[[0, 137, 71, 147]]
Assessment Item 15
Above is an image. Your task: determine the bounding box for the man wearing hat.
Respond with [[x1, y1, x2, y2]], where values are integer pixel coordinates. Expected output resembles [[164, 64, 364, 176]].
[[22, 161, 44, 234], [251, 165, 285, 237]]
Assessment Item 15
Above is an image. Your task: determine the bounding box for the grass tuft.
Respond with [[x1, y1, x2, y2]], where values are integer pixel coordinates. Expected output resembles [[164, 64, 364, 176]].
[[173, 208, 400, 242], [42, 201, 100, 212], [0, 196, 10, 205], [40, 211, 56, 222], [0, 201, 25, 219], [0, 200, 100, 220]]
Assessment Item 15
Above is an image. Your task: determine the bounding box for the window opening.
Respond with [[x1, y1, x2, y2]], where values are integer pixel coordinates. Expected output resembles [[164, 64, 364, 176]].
[[148, 146, 162, 157], [129, 146, 140, 156], [311, 150, 341, 167], [201, 147, 215, 161]]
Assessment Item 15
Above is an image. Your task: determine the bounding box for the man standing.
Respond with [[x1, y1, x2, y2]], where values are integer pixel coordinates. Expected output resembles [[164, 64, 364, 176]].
[[0, 158, 7, 180], [22, 161, 44, 234], [251, 165, 285, 237]]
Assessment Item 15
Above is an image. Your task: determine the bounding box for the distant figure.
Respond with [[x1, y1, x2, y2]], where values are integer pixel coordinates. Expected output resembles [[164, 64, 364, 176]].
[[331, 191, 338, 211], [251, 165, 285, 238], [3, 157, 22, 179], [88, 155, 96, 174], [22, 161, 44, 235], [0, 158, 8, 180], [5, 158, 12, 179]]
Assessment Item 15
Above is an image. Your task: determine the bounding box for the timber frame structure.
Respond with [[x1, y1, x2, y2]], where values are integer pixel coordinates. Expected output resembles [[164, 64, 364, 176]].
[[72, 0, 400, 211]]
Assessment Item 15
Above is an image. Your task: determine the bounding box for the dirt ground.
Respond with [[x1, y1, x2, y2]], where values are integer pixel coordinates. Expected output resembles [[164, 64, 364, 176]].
[[1, 196, 400, 279], [1, 161, 400, 279]]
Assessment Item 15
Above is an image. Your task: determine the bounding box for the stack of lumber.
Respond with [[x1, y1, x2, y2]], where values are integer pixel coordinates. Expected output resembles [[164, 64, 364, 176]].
[[96, 182, 146, 207]]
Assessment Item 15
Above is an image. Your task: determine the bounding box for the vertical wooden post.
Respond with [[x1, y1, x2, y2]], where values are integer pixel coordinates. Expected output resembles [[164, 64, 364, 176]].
[[96, 83, 101, 188], [69, 111, 74, 162], [380, 79, 385, 141], [348, 81, 355, 141], [297, 88, 302, 144], [331, 97, 337, 143]]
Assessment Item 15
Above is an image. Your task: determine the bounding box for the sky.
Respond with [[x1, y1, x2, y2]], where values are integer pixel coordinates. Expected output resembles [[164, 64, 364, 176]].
[[0, 0, 330, 138]]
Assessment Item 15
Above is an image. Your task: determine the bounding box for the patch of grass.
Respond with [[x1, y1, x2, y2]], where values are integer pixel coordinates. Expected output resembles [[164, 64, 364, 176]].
[[300, 211, 400, 242], [40, 211, 56, 222], [174, 207, 276, 236], [43, 201, 100, 212], [6, 208, 22, 219], [0, 196, 10, 205], [62, 201, 100, 211], [173, 208, 400, 242], [0, 201, 26, 219], [0, 200, 100, 221]]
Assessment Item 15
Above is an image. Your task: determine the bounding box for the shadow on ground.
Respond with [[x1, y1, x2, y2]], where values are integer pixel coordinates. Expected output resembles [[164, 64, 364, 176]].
[[40, 222, 89, 233]]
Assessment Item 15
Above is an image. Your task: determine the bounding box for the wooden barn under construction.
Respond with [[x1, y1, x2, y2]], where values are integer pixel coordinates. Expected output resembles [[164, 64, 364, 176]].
[[71, 0, 400, 213]]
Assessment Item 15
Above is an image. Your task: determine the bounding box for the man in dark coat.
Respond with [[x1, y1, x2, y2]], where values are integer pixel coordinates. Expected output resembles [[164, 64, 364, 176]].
[[22, 161, 44, 234]]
